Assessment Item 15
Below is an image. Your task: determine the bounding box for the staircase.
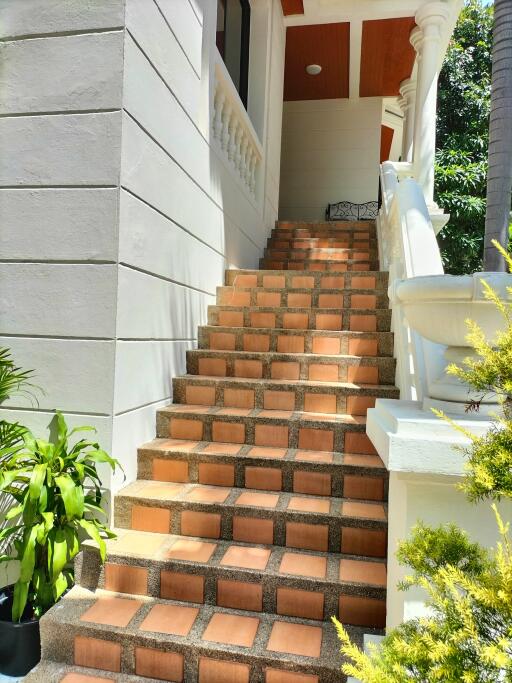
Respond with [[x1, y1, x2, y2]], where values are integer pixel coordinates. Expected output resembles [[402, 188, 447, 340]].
[[29, 220, 397, 683]]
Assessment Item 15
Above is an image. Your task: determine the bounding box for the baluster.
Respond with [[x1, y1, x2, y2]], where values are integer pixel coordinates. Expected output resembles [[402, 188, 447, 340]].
[[249, 155, 257, 193], [228, 119, 239, 164], [213, 88, 225, 141], [234, 124, 244, 170], [239, 135, 249, 179], [221, 102, 232, 152], [244, 147, 254, 186]]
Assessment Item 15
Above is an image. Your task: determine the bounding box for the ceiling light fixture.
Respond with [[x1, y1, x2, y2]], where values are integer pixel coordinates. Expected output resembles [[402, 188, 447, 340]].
[[306, 64, 322, 76]]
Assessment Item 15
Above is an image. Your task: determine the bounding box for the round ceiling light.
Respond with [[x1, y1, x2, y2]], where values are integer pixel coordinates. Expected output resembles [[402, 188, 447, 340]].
[[306, 64, 322, 76]]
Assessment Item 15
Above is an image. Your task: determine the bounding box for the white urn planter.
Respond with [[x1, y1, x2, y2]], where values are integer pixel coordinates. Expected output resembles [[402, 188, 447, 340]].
[[391, 272, 512, 413]]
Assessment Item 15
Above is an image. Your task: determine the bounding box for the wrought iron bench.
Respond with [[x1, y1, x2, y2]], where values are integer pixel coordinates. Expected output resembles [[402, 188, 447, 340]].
[[326, 200, 379, 221]]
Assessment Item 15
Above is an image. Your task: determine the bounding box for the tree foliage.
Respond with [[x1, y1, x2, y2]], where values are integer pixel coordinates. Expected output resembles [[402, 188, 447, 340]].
[[435, 0, 493, 274]]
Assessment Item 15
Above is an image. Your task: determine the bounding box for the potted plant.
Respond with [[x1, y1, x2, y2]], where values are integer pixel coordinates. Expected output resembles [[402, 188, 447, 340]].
[[0, 350, 120, 676]]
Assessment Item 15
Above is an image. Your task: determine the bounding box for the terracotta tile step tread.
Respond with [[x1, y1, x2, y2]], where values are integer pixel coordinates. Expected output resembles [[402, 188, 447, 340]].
[[138, 437, 388, 499], [266, 241, 378, 250], [78, 532, 386, 620], [226, 268, 387, 283], [207, 306, 391, 333], [259, 260, 380, 272], [173, 375, 399, 414], [199, 326, 394, 356], [25, 660, 158, 683], [263, 247, 379, 256], [157, 404, 373, 453], [39, 585, 374, 681], [216, 287, 389, 309], [186, 349, 395, 385], [114, 482, 387, 553]]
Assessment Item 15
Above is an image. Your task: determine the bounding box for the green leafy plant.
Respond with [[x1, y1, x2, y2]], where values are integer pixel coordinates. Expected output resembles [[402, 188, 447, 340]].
[[0, 412, 120, 621], [0, 347, 38, 454]]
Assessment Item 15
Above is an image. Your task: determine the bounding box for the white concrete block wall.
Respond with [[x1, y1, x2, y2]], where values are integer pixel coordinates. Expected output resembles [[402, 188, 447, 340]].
[[279, 98, 383, 220]]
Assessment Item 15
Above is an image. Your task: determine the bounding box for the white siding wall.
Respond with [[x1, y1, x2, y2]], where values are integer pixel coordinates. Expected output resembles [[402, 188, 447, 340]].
[[279, 98, 383, 220], [0, 0, 286, 506]]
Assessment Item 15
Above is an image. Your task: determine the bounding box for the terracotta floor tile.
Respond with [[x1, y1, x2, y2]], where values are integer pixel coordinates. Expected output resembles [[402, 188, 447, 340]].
[[254, 424, 289, 448], [321, 276, 344, 288], [343, 474, 385, 501], [288, 496, 330, 514], [277, 587, 324, 620], [339, 595, 386, 628], [342, 501, 386, 520], [292, 276, 315, 288], [343, 453, 384, 468], [216, 407, 252, 417], [217, 578, 263, 611], [293, 470, 332, 496], [235, 491, 279, 508], [265, 669, 319, 683], [220, 545, 271, 570], [251, 312, 276, 328], [319, 293, 343, 308], [243, 334, 270, 352], [344, 432, 378, 455], [61, 674, 112, 683], [351, 294, 377, 309], [160, 570, 205, 603], [283, 313, 309, 330], [247, 446, 287, 459], [202, 612, 260, 647], [267, 621, 322, 658], [315, 313, 342, 331], [279, 552, 327, 578], [232, 516, 274, 544], [186, 385, 216, 406], [349, 315, 377, 332], [166, 539, 217, 563], [152, 458, 189, 483], [288, 293, 312, 307], [113, 531, 164, 556], [212, 421, 246, 444], [181, 510, 221, 538], [295, 450, 334, 464], [135, 647, 184, 682], [308, 364, 339, 381], [186, 486, 230, 503], [198, 657, 250, 683], [209, 332, 236, 351], [258, 409, 294, 419], [286, 522, 329, 551], [157, 439, 199, 452], [224, 388, 255, 409], [304, 393, 337, 414], [347, 366, 379, 384], [271, 361, 300, 380], [339, 559, 387, 586], [198, 358, 228, 377], [170, 417, 204, 440], [219, 310, 244, 327], [348, 338, 377, 357], [142, 482, 183, 499], [298, 428, 334, 453], [257, 292, 281, 307], [263, 390, 296, 411], [74, 636, 121, 672], [202, 442, 241, 455], [80, 596, 142, 628], [233, 274, 257, 287], [104, 563, 148, 595], [140, 604, 199, 636], [346, 396, 376, 416], [263, 275, 285, 287], [245, 466, 282, 491], [277, 335, 305, 353], [131, 505, 170, 534], [341, 527, 387, 557], [198, 463, 235, 487], [352, 276, 376, 288]]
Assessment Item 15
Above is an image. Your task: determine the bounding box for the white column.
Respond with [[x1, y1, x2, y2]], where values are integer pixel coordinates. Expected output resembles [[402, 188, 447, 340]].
[[398, 78, 417, 162], [411, 2, 450, 205]]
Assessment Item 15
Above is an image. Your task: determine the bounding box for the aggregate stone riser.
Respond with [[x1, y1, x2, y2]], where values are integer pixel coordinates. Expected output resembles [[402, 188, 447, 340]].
[[77, 543, 386, 619], [156, 410, 367, 453], [39, 593, 354, 683], [113, 494, 387, 554], [263, 248, 380, 261], [259, 259, 381, 271], [137, 446, 389, 500], [225, 270, 388, 289], [172, 376, 399, 414], [186, 350, 397, 385], [216, 287, 390, 309], [198, 326, 395, 357], [207, 306, 392, 332]]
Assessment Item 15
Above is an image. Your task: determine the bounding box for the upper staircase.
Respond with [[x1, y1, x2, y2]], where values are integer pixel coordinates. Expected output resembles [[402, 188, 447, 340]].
[[28, 220, 396, 683]]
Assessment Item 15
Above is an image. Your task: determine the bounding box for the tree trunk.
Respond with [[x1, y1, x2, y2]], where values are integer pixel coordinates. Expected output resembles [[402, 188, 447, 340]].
[[483, 0, 512, 271]]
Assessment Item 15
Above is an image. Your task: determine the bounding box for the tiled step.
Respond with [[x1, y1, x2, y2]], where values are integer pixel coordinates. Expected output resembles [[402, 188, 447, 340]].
[[216, 287, 389, 309], [137, 438, 388, 500], [225, 269, 387, 290], [198, 326, 394, 357], [39, 585, 371, 683], [267, 237, 375, 249], [186, 349, 395, 385], [77, 529, 387, 626], [25, 660, 157, 683], [259, 258, 379, 271], [114, 481, 387, 554], [173, 374, 399, 415], [263, 248, 378, 262], [207, 305, 391, 332]]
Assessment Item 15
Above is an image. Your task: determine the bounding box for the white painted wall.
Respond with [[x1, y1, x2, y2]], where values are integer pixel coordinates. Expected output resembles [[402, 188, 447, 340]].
[[0, 0, 286, 506], [279, 97, 382, 220]]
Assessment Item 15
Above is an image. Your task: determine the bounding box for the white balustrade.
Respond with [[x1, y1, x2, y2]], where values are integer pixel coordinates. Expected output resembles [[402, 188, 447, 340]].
[[212, 56, 263, 196]]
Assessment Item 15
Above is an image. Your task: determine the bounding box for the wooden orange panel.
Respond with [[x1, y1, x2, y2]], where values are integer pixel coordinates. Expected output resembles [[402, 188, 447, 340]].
[[380, 125, 394, 163], [284, 23, 350, 101], [281, 0, 304, 15], [360, 17, 416, 97]]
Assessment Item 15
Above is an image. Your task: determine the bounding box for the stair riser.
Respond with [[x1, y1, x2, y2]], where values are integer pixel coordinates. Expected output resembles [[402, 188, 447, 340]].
[[259, 259, 379, 271], [138, 447, 388, 501], [267, 238, 375, 249], [173, 376, 399, 415], [264, 248, 378, 261], [114, 497, 387, 556], [39, 600, 352, 683], [225, 270, 388, 289], [198, 326, 394, 357], [186, 351, 396, 385], [207, 306, 392, 333], [216, 288, 389, 309], [78, 545, 386, 625]]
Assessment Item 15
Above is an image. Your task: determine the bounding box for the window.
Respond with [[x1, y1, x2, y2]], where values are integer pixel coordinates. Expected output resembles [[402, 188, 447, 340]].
[[216, 0, 251, 108]]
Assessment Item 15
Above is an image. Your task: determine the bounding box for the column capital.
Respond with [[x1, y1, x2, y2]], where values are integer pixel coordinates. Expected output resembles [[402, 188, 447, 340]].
[[415, 2, 450, 34], [399, 78, 417, 102], [410, 26, 423, 54]]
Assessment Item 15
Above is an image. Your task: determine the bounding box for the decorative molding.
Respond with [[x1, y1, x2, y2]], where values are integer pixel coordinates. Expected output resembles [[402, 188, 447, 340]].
[[326, 200, 379, 222]]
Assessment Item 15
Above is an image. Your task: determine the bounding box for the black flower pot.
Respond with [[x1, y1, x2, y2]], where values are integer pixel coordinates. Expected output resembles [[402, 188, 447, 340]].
[[0, 586, 41, 676]]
